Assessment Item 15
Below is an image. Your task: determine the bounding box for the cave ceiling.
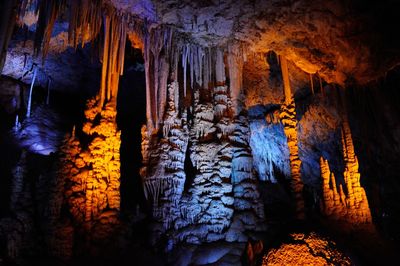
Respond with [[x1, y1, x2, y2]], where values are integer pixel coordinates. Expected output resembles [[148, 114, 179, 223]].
[[106, 0, 400, 86]]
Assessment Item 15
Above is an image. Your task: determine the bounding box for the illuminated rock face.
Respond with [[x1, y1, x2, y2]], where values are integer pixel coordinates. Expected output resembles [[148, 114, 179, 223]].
[[141, 80, 265, 244], [60, 98, 121, 234], [280, 99, 304, 219], [320, 118, 372, 225], [262, 232, 352, 266]]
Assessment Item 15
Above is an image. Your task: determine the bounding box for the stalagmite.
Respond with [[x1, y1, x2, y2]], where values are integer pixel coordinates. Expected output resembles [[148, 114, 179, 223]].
[[14, 115, 20, 132], [26, 66, 38, 118], [60, 98, 121, 234], [279, 56, 305, 219], [46, 77, 52, 105], [319, 118, 372, 225]]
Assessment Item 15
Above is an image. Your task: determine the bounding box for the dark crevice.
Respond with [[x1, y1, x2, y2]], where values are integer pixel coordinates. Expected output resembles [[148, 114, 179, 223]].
[[183, 142, 195, 194]]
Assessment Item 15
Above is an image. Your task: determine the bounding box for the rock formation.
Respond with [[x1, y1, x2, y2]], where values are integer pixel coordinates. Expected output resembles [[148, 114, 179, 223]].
[[262, 232, 352, 266], [279, 56, 305, 219], [1, 0, 400, 264], [60, 98, 121, 238], [140, 52, 265, 244], [320, 118, 372, 225]]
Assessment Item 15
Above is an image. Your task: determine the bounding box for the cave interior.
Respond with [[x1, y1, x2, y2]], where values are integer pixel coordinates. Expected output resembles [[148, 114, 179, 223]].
[[0, 0, 400, 265]]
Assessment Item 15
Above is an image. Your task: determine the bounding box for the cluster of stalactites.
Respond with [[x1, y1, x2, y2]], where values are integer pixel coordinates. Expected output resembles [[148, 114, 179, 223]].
[[18, 0, 103, 59], [319, 119, 372, 225], [279, 56, 305, 220], [31, 0, 66, 60], [143, 36, 247, 133], [68, 0, 103, 48], [99, 10, 127, 108], [180, 42, 246, 105], [16, 0, 127, 110], [143, 26, 174, 132]]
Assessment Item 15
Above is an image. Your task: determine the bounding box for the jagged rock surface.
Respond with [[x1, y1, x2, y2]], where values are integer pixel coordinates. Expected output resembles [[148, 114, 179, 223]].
[[141, 81, 265, 245], [320, 118, 372, 225], [262, 232, 352, 266], [60, 98, 121, 239]]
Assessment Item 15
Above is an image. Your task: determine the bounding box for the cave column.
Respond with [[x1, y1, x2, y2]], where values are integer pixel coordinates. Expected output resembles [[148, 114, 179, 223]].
[[279, 56, 305, 219]]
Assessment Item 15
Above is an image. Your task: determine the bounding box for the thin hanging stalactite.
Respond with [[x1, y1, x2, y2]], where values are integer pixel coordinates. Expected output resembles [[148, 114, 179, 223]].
[[215, 48, 225, 85], [68, 0, 103, 49], [143, 26, 173, 133], [318, 73, 324, 97], [34, 0, 66, 62], [227, 43, 244, 115], [99, 13, 110, 108], [99, 10, 127, 108]]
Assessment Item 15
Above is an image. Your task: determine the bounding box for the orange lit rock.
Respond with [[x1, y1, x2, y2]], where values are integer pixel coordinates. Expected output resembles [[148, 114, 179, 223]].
[[128, 31, 143, 51], [320, 118, 372, 225], [279, 57, 305, 219], [59, 98, 121, 233], [99, 12, 127, 108], [262, 232, 352, 266]]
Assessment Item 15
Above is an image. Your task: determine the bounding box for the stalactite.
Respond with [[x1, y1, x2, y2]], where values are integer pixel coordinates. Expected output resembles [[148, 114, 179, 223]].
[[280, 56, 292, 105], [309, 74, 314, 94], [34, 0, 65, 61], [228, 44, 244, 115], [203, 48, 210, 89], [143, 27, 173, 132], [215, 48, 226, 85], [68, 0, 102, 48], [279, 56, 305, 219], [190, 44, 194, 89], [99, 11, 127, 108], [196, 46, 203, 87], [182, 44, 189, 97], [0, 0, 18, 73], [319, 73, 324, 97]]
